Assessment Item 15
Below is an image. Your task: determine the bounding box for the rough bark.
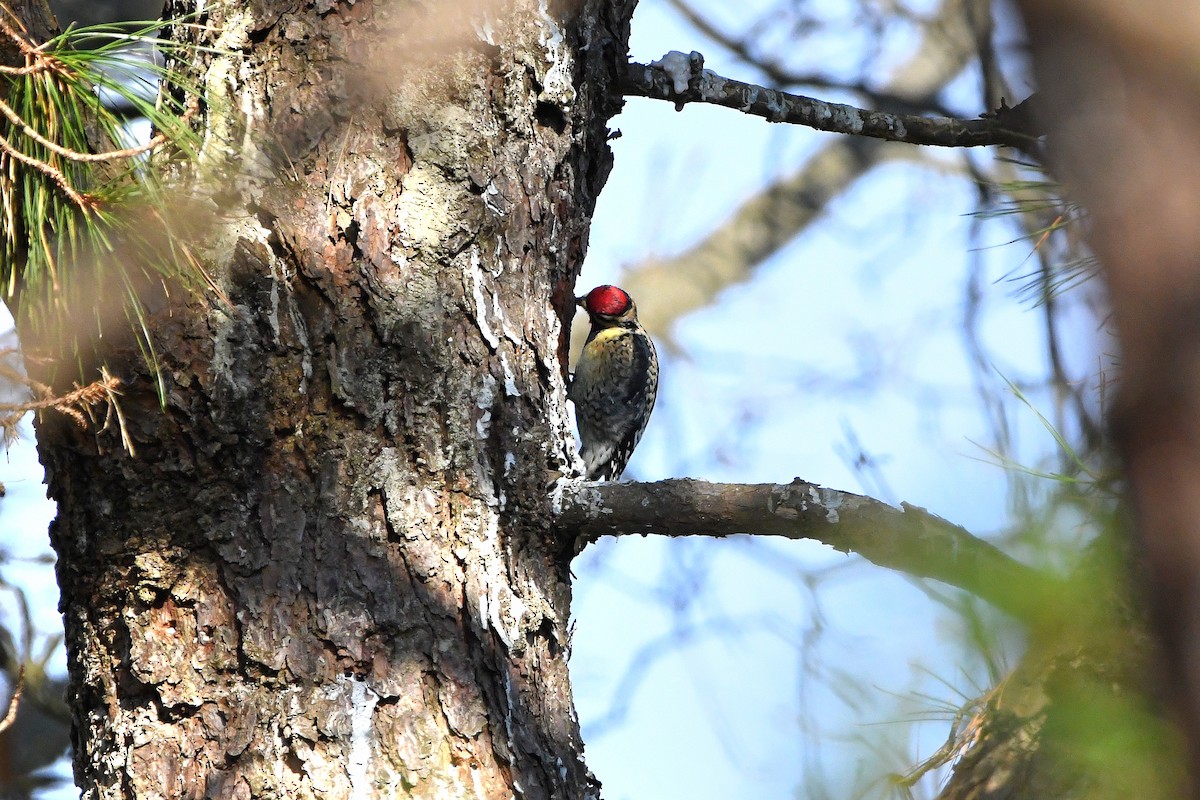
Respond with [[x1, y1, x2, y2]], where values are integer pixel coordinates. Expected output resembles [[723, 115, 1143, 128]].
[[28, 0, 636, 797]]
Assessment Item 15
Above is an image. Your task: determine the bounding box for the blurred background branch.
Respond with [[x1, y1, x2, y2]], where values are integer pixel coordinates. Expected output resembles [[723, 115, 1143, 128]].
[[605, 0, 989, 351]]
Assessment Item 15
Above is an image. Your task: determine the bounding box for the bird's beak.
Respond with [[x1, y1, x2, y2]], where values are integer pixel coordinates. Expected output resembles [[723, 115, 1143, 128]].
[[575, 296, 585, 308]]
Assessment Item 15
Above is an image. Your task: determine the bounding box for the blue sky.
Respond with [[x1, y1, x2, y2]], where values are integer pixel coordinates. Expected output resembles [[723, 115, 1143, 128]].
[[0, 1, 1109, 797], [569, 2, 1102, 798]]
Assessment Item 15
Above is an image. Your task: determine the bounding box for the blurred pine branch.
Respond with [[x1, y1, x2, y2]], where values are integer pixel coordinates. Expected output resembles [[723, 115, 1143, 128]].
[[0, 5, 216, 401]]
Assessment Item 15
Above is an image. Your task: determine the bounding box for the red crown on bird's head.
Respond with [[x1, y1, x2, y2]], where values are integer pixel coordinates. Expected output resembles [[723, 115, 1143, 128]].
[[581, 285, 632, 317]]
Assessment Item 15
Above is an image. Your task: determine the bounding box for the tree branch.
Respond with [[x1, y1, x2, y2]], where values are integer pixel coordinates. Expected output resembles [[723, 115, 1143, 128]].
[[620, 51, 1037, 150], [662, 0, 959, 118], [556, 478, 1057, 621], [609, 0, 987, 347], [613, 137, 898, 346]]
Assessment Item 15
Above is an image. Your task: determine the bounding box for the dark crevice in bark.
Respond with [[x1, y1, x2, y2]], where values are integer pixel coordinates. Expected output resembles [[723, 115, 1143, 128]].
[[535, 100, 569, 134], [28, 1, 634, 796]]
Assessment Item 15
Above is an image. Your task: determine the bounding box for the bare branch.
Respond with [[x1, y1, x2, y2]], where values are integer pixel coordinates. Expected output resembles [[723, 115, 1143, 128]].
[[0, 664, 23, 733], [0, 90, 192, 162], [556, 478, 1056, 621], [0, 350, 131, 450], [0, 127, 93, 207], [663, 0, 958, 118], [620, 52, 1037, 150], [620, 138, 900, 343]]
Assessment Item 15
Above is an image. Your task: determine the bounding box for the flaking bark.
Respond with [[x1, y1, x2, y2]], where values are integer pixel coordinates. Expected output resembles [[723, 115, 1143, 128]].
[[29, 1, 637, 797]]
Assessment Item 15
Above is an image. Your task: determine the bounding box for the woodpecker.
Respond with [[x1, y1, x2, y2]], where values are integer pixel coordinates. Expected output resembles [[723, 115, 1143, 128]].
[[569, 285, 659, 480]]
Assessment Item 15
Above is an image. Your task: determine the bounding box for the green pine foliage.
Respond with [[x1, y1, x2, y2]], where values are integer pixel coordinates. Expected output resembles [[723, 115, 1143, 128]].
[[0, 14, 212, 392]]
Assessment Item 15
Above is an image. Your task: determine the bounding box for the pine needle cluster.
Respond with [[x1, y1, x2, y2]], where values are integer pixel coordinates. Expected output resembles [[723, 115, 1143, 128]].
[[0, 4, 214, 396]]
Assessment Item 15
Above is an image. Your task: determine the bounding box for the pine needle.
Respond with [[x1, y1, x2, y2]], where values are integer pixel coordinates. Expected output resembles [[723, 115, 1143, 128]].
[[0, 7, 213, 402]]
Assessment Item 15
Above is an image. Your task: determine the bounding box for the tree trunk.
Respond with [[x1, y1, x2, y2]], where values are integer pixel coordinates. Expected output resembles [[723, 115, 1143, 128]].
[[1012, 2, 1200, 795], [30, 1, 634, 796]]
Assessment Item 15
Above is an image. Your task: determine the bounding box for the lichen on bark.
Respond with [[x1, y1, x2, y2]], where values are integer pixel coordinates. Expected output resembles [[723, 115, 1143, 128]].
[[29, 0, 637, 797]]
